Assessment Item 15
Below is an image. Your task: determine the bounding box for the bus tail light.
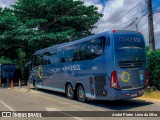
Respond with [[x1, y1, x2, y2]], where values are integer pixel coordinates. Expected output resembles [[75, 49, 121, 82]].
[[145, 69, 149, 86], [110, 71, 121, 89], [138, 32, 142, 34], [112, 30, 116, 33]]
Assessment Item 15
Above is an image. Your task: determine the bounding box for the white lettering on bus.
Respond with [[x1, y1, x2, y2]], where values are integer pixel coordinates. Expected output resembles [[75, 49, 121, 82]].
[[119, 37, 141, 43], [63, 65, 81, 71]]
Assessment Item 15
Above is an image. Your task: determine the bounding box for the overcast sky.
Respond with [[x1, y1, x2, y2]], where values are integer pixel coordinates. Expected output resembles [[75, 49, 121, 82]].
[[0, 0, 160, 49]]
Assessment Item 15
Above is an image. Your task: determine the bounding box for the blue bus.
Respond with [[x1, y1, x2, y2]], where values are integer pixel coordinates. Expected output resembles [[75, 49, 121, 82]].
[[28, 30, 148, 102], [0, 64, 16, 84]]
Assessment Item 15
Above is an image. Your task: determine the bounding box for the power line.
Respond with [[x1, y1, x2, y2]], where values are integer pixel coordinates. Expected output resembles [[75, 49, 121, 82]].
[[123, 19, 138, 30], [108, 10, 143, 29], [136, 12, 148, 25], [110, 17, 138, 29], [107, 11, 141, 28], [94, 2, 142, 33], [122, 12, 148, 31]]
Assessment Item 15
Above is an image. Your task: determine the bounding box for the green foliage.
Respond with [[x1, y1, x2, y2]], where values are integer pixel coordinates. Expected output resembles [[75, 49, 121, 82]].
[[147, 50, 160, 90], [0, 8, 23, 60], [0, 0, 103, 67], [13, 0, 102, 38], [146, 46, 149, 52], [0, 56, 16, 64]]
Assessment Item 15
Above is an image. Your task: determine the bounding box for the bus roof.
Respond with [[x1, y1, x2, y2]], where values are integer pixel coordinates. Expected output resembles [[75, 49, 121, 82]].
[[34, 30, 140, 55], [34, 32, 109, 55]]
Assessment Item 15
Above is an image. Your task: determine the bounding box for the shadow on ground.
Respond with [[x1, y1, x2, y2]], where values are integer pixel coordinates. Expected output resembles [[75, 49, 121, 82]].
[[31, 88, 154, 111]]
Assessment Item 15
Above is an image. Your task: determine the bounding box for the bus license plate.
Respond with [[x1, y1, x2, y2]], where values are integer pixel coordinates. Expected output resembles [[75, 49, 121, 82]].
[[131, 93, 137, 97]]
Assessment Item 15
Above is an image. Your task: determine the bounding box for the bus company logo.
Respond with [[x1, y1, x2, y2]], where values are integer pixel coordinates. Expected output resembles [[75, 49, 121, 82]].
[[63, 65, 81, 71], [38, 66, 43, 79], [119, 37, 141, 43], [121, 72, 130, 83]]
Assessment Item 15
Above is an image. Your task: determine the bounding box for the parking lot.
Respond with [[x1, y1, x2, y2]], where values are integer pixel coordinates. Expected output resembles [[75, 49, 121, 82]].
[[0, 86, 160, 120]]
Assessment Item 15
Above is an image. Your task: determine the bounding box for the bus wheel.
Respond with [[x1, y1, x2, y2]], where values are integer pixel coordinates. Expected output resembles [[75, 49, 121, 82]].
[[66, 84, 74, 100], [77, 85, 86, 102]]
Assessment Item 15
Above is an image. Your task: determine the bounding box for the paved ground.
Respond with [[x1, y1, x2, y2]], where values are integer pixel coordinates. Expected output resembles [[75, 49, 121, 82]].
[[0, 86, 160, 120]]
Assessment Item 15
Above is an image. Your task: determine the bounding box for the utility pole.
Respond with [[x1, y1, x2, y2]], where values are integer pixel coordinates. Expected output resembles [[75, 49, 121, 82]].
[[147, 0, 155, 51], [136, 24, 138, 32]]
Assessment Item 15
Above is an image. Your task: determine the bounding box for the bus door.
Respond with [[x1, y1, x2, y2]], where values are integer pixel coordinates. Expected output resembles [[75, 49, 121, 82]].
[[33, 55, 44, 86]]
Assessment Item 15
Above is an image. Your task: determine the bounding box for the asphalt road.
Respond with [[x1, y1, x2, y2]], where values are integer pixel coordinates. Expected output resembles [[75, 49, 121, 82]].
[[0, 86, 160, 120]]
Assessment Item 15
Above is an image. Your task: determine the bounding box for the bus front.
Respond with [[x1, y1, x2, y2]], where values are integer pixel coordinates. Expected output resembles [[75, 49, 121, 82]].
[[110, 31, 148, 100]]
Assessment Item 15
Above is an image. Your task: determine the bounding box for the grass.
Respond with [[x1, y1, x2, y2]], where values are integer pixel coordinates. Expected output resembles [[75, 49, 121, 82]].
[[140, 90, 160, 100]]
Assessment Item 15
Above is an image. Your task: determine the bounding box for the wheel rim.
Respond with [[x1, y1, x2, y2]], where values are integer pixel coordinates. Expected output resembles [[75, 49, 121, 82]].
[[68, 86, 73, 97], [79, 89, 85, 99]]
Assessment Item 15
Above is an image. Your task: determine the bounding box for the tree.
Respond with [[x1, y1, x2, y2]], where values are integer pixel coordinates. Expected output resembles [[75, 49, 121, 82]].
[[13, 0, 102, 40], [0, 8, 23, 62], [0, 0, 103, 66], [0, 8, 35, 66]]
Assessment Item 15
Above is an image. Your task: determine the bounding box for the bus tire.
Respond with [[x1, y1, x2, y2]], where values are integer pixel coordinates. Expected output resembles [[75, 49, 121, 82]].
[[77, 85, 86, 102], [66, 84, 75, 100]]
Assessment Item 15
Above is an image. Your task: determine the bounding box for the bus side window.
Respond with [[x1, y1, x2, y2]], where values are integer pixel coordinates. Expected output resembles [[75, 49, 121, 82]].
[[72, 50, 80, 61], [64, 45, 78, 62], [64, 46, 71, 62], [72, 41, 90, 61], [43, 52, 51, 65], [49, 49, 59, 64], [90, 37, 106, 57], [34, 55, 43, 66], [106, 37, 110, 46], [57, 49, 65, 63], [72, 37, 106, 61]]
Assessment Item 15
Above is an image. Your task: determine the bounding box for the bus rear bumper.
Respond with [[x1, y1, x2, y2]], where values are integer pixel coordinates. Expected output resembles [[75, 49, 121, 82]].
[[86, 88, 145, 101], [107, 88, 145, 100]]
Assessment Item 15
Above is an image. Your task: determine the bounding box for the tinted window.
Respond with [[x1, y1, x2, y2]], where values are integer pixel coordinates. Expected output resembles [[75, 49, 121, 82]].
[[64, 45, 78, 62], [33, 36, 106, 65], [114, 34, 145, 53], [34, 55, 43, 66], [33, 52, 51, 67], [43, 52, 51, 65], [57, 49, 65, 63], [73, 37, 106, 61], [49, 49, 59, 64]]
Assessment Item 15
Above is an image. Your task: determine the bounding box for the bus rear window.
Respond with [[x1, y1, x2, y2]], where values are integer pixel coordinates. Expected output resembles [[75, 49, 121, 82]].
[[114, 34, 145, 53]]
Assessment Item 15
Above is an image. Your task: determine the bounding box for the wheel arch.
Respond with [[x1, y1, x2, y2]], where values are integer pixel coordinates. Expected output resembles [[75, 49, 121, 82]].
[[75, 82, 85, 92], [65, 81, 74, 91]]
